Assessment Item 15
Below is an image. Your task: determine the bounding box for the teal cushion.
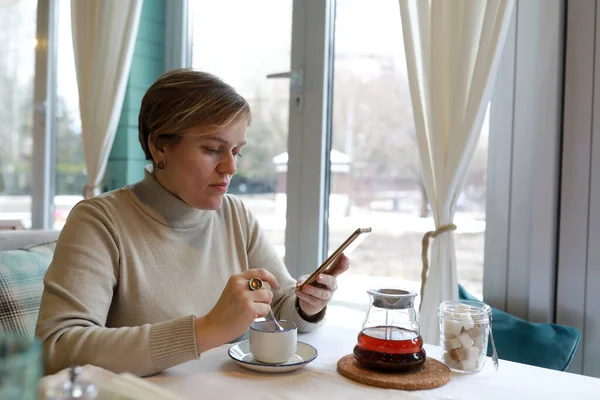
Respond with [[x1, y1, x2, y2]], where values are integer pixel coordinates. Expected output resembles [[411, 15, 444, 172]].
[[0, 242, 56, 340], [458, 284, 580, 371]]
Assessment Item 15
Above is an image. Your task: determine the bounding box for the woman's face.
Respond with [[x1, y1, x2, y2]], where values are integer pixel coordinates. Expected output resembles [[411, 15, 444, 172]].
[[153, 123, 247, 210]]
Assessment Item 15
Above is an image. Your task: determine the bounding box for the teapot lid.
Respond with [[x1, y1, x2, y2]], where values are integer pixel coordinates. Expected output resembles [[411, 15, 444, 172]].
[[367, 288, 417, 310]]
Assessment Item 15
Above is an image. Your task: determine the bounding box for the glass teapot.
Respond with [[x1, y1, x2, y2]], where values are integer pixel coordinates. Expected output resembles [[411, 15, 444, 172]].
[[353, 288, 426, 372]]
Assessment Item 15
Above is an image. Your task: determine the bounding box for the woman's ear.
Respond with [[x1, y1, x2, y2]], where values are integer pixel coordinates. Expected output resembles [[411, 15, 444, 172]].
[[147, 135, 166, 164]]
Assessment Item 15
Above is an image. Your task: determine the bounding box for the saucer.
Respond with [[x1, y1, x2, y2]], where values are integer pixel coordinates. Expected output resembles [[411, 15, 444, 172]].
[[228, 340, 318, 373]]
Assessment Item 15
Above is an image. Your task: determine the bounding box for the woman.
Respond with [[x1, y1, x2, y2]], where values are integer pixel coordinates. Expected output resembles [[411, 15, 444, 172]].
[[35, 69, 348, 377]]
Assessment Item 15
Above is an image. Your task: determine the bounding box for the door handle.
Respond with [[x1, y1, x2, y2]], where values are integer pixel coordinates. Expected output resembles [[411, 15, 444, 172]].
[[266, 72, 292, 79], [266, 68, 304, 110], [266, 67, 304, 91]]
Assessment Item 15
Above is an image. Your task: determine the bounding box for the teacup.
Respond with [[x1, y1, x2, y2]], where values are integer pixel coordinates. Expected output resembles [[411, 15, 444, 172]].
[[249, 320, 297, 364]]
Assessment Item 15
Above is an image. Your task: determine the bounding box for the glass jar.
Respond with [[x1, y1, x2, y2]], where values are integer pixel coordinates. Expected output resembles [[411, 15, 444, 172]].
[[0, 333, 42, 400], [438, 300, 494, 374], [353, 289, 426, 372]]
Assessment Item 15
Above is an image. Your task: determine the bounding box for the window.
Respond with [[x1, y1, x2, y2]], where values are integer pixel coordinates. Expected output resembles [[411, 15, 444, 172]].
[[0, 0, 38, 229], [0, 0, 84, 231], [54, 0, 84, 230], [188, 1, 489, 327], [189, 0, 293, 259], [326, 0, 488, 324]]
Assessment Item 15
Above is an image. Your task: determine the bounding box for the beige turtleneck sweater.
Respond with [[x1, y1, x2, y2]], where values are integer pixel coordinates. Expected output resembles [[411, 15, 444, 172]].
[[35, 169, 324, 377]]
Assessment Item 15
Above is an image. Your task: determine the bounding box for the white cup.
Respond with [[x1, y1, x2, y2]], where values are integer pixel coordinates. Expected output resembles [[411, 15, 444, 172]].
[[249, 320, 297, 364]]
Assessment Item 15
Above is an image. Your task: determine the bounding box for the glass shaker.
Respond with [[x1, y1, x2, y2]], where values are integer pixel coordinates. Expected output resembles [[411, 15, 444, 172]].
[[44, 366, 98, 400], [438, 300, 499, 374], [353, 288, 426, 372]]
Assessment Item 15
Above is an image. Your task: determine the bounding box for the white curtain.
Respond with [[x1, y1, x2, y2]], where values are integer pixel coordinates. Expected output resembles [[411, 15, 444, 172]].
[[71, 0, 143, 198], [399, 0, 515, 344]]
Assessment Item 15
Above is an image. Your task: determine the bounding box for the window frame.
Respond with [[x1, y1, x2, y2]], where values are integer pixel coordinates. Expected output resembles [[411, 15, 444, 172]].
[[31, 0, 58, 230], [484, 0, 564, 324], [557, 0, 600, 376], [283, 0, 335, 278], [178, 0, 564, 324], [165, 0, 191, 71]]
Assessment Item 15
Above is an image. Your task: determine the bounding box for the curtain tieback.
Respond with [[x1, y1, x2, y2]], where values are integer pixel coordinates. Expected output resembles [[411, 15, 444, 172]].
[[419, 223, 457, 311]]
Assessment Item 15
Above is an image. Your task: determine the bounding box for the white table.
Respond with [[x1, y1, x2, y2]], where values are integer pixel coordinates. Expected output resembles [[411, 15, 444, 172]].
[[145, 325, 600, 400]]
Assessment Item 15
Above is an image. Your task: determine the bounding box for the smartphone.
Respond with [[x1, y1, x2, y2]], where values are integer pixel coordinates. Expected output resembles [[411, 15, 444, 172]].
[[297, 227, 372, 291]]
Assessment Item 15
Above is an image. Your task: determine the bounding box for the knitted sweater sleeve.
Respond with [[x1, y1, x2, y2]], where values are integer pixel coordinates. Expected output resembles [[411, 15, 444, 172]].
[[35, 200, 198, 377]]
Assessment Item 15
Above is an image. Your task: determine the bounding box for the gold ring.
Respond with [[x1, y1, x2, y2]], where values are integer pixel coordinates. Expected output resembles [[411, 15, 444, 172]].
[[248, 277, 263, 291]]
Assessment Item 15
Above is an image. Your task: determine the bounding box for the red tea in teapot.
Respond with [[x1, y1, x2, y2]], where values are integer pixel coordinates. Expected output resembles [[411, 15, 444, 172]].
[[353, 289, 426, 372], [353, 325, 426, 372]]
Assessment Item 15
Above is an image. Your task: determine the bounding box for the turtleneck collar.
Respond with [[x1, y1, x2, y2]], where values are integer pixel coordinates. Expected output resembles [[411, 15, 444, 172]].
[[129, 165, 213, 229]]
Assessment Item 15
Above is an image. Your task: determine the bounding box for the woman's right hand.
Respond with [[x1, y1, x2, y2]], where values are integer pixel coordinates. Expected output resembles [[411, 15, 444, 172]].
[[194, 268, 280, 354]]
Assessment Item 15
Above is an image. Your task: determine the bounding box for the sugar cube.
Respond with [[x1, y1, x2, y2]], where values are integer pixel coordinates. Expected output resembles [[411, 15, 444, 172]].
[[467, 325, 483, 340], [449, 347, 467, 361], [444, 337, 462, 351], [443, 351, 459, 367], [467, 346, 481, 361], [459, 332, 475, 348], [459, 314, 475, 330], [460, 358, 477, 371], [444, 319, 463, 338], [474, 334, 483, 349]]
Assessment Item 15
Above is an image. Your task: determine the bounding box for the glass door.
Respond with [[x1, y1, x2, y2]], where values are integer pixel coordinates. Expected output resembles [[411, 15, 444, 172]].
[[189, 0, 293, 260]]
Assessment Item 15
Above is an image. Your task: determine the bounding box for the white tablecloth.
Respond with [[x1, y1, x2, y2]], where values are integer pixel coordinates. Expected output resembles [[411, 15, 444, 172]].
[[145, 325, 600, 400]]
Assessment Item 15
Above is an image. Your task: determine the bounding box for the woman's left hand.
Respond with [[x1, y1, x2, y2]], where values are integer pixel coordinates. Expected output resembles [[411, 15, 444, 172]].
[[295, 254, 350, 318]]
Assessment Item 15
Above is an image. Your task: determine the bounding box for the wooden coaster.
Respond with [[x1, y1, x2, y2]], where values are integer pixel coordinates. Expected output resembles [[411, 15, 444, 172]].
[[337, 355, 452, 391]]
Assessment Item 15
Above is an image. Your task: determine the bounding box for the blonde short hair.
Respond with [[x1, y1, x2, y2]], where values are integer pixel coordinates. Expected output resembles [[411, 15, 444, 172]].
[[138, 69, 251, 161]]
